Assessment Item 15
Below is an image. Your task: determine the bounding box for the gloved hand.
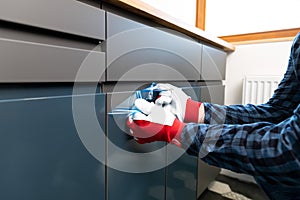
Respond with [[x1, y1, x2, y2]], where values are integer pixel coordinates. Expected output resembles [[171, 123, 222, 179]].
[[154, 83, 202, 123], [127, 99, 186, 146]]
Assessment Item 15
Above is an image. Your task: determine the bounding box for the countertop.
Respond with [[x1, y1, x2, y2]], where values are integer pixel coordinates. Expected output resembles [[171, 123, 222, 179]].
[[102, 0, 235, 52]]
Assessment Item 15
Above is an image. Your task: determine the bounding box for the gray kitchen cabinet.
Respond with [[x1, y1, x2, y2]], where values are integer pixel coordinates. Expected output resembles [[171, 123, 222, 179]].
[[201, 45, 227, 81], [166, 87, 200, 200], [106, 91, 166, 200], [106, 12, 202, 82], [0, 87, 106, 200], [166, 85, 224, 199], [167, 146, 199, 200], [197, 161, 220, 197], [0, 1, 230, 199], [200, 84, 225, 104], [197, 84, 224, 196], [0, 37, 105, 82], [0, 0, 105, 40]]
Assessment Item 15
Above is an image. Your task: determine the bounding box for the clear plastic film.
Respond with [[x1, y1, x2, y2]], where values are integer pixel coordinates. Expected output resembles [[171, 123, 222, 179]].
[[109, 82, 164, 115]]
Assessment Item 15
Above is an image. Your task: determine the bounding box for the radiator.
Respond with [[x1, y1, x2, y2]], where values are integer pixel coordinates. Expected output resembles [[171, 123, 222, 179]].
[[242, 76, 281, 104]]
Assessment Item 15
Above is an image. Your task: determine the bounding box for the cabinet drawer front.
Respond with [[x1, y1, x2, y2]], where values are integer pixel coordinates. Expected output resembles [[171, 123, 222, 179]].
[[202, 45, 227, 80], [107, 91, 165, 200], [166, 87, 200, 200], [0, 38, 105, 82], [0, 0, 105, 40], [197, 85, 225, 197], [197, 160, 220, 196], [106, 12, 202, 82], [200, 85, 225, 104], [196, 85, 223, 196]]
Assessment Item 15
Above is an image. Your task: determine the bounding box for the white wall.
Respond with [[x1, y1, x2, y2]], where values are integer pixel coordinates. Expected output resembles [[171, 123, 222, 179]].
[[224, 40, 293, 105], [206, 0, 300, 36], [140, 0, 196, 26], [221, 40, 294, 183]]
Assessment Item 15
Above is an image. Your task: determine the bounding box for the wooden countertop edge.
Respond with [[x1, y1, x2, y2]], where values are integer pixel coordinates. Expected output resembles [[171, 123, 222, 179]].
[[220, 28, 300, 44], [102, 0, 235, 52]]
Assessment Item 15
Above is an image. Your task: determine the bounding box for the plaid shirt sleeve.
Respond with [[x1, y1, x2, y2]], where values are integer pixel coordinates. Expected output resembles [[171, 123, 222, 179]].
[[181, 105, 300, 185], [204, 32, 300, 125], [180, 32, 300, 194]]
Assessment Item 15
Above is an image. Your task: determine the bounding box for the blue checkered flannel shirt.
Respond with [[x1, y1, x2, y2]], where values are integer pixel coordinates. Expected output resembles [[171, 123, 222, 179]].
[[181, 33, 300, 200]]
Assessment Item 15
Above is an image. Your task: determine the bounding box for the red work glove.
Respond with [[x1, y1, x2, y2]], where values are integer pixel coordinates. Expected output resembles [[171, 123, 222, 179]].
[[127, 99, 186, 146], [155, 83, 202, 123]]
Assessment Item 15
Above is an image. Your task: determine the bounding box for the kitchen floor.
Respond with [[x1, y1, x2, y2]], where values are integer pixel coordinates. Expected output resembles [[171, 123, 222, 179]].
[[198, 174, 269, 200]]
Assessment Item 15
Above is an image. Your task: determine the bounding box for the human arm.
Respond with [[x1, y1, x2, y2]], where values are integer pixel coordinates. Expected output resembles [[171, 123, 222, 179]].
[[127, 98, 300, 184], [181, 104, 300, 185], [214, 32, 300, 124], [157, 68, 300, 125], [204, 53, 300, 124], [127, 94, 300, 183]]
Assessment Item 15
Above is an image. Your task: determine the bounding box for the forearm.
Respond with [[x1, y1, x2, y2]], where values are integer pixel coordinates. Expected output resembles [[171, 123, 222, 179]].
[[181, 107, 300, 179], [202, 102, 293, 124]]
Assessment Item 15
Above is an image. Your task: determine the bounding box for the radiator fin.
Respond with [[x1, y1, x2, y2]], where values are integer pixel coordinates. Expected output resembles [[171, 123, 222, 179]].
[[242, 76, 281, 105]]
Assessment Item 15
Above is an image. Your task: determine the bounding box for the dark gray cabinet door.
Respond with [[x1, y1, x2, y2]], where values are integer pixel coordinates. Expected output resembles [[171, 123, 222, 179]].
[[107, 92, 166, 200], [197, 85, 224, 196], [200, 85, 225, 105], [166, 87, 200, 200], [197, 161, 220, 197], [166, 86, 223, 199], [201, 45, 227, 81], [167, 146, 199, 200], [0, 0, 105, 40], [106, 12, 202, 82], [0, 90, 106, 200]]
